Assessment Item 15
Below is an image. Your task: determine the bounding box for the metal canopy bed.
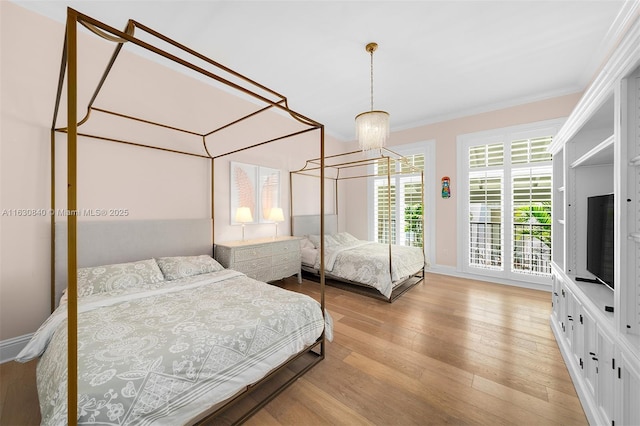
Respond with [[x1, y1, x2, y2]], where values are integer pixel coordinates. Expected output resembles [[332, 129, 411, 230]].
[[290, 148, 426, 302], [18, 8, 331, 425]]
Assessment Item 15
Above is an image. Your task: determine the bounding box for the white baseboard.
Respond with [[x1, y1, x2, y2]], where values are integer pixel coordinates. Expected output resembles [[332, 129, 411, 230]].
[[0, 333, 33, 364], [426, 264, 552, 292]]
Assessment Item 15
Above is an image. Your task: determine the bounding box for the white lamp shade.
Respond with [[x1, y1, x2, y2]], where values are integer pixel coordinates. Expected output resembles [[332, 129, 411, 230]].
[[235, 207, 253, 223], [355, 110, 390, 150], [268, 207, 285, 222]]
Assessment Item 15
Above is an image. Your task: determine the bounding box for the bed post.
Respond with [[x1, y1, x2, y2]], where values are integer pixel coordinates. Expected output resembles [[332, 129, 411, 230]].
[[50, 9, 69, 315], [320, 125, 326, 356], [211, 157, 215, 249], [66, 7, 79, 426], [386, 156, 393, 299], [421, 169, 425, 277], [50, 128, 56, 313]]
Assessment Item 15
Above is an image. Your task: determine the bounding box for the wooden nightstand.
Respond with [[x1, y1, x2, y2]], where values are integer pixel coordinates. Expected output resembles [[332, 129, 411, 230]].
[[214, 236, 302, 284]]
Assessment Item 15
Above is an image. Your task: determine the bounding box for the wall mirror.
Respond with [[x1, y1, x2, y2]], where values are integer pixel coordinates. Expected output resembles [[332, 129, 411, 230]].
[[230, 161, 281, 224]]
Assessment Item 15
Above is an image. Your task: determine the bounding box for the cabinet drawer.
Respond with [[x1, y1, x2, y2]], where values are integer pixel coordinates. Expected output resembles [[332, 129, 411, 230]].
[[246, 268, 271, 282], [234, 245, 272, 262], [271, 240, 299, 255], [272, 251, 300, 265], [271, 262, 300, 281], [233, 256, 272, 272]]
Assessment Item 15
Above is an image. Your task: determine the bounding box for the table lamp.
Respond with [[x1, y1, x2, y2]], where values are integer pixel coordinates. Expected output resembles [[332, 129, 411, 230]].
[[235, 207, 253, 241], [268, 207, 284, 238]]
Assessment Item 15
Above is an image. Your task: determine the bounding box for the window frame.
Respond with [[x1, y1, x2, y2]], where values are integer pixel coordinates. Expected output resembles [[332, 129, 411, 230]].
[[367, 141, 435, 266], [456, 119, 563, 286]]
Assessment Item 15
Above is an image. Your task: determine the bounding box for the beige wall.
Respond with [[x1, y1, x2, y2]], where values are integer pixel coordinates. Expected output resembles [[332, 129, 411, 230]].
[[1, 2, 64, 342], [341, 93, 581, 267]]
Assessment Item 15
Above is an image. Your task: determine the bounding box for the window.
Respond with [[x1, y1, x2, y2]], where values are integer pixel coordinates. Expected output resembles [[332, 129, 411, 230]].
[[512, 166, 552, 275], [373, 154, 424, 247], [458, 121, 559, 285]]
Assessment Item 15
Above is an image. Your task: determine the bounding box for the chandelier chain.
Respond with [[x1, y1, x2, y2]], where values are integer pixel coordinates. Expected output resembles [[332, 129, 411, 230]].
[[370, 48, 374, 111]]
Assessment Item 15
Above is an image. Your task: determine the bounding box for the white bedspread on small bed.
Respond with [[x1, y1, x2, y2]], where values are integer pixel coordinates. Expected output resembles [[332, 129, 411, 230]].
[[312, 240, 425, 298], [17, 269, 329, 426]]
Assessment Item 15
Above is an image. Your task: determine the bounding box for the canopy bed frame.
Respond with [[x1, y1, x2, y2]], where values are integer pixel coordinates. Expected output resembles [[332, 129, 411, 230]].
[[290, 148, 426, 302], [46, 8, 328, 425]]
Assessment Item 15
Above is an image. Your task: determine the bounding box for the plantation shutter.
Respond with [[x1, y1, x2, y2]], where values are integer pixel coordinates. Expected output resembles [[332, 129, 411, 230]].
[[462, 125, 555, 282], [373, 154, 424, 247], [375, 180, 396, 244], [400, 177, 423, 247], [511, 166, 552, 275], [468, 170, 504, 270]]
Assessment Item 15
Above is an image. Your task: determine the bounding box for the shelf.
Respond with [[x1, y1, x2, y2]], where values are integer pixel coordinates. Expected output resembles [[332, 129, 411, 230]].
[[557, 186, 565, 192], [557, 219, 565, 225], [629, 232, 640, 243], [570, 274, 615, 322], [570, 135, 614, 168]]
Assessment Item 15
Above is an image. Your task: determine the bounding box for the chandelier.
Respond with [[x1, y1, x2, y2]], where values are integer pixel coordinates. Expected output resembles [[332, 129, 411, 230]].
[[355, 42, 390, 151]]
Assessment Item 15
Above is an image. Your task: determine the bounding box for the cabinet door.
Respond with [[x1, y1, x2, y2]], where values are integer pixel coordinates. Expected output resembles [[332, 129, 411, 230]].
[[623, 70, 640, 339], [564, 289, 582, 364], [572, 299, 585, 372], [561, 285, 572, 343], [620, 353, 640, 426], [551, 273, 562, 321], [596, 329, 616, 426], [582, 309, 597, 398]]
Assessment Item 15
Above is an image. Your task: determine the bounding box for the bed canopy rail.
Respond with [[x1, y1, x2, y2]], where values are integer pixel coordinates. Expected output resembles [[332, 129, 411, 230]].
[[52, 10, 322, 159], [293, 147, 422, 179], [290, 147, 425, 302], [291, 147, 424, 229], [52, 8, 326, 425]]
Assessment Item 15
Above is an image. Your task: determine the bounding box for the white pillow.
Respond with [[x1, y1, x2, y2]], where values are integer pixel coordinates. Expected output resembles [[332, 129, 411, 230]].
[[77, 258, 165, 297], [300, 237, 315, 250], [156, 255, 224, 281], [333, 232, 360, 245], [308, 234, 339, 249]]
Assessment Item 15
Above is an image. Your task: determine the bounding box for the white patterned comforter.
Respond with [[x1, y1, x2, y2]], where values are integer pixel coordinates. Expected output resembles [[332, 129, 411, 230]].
[[17, 269, 329, 426], [314, 241, 425, 298]]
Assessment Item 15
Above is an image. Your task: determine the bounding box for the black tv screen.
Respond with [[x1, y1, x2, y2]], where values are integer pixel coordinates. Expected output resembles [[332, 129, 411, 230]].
[[586, 194, 614, 289]]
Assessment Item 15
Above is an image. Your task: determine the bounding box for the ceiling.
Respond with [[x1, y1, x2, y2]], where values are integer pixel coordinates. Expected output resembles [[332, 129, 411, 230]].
[[13, 0, 636, 142]]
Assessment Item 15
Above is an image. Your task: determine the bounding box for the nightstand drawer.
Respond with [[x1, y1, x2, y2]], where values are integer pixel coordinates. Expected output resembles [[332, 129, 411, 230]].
[[274, 261, 299, 277], [246, 268, 271, 282], [234, 256, 272, 272], [233, 245, 272, 262], [272, 251, 300, 265], [272, 240, 299, 254]]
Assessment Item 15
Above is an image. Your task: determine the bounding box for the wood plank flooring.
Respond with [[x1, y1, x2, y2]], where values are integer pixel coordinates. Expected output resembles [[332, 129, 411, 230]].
[[0, 272, 586, 425]]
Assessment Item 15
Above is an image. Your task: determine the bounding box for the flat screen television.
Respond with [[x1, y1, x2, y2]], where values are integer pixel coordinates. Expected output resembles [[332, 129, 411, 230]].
[[586, 193, 614, 290]]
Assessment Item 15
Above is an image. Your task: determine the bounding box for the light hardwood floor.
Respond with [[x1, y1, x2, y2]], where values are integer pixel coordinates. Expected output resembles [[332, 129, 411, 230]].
[[0, 272, 587, 425]]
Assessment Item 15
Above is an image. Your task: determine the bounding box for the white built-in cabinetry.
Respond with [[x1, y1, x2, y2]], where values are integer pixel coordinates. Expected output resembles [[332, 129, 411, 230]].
[[549, 12, 640, 426]]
